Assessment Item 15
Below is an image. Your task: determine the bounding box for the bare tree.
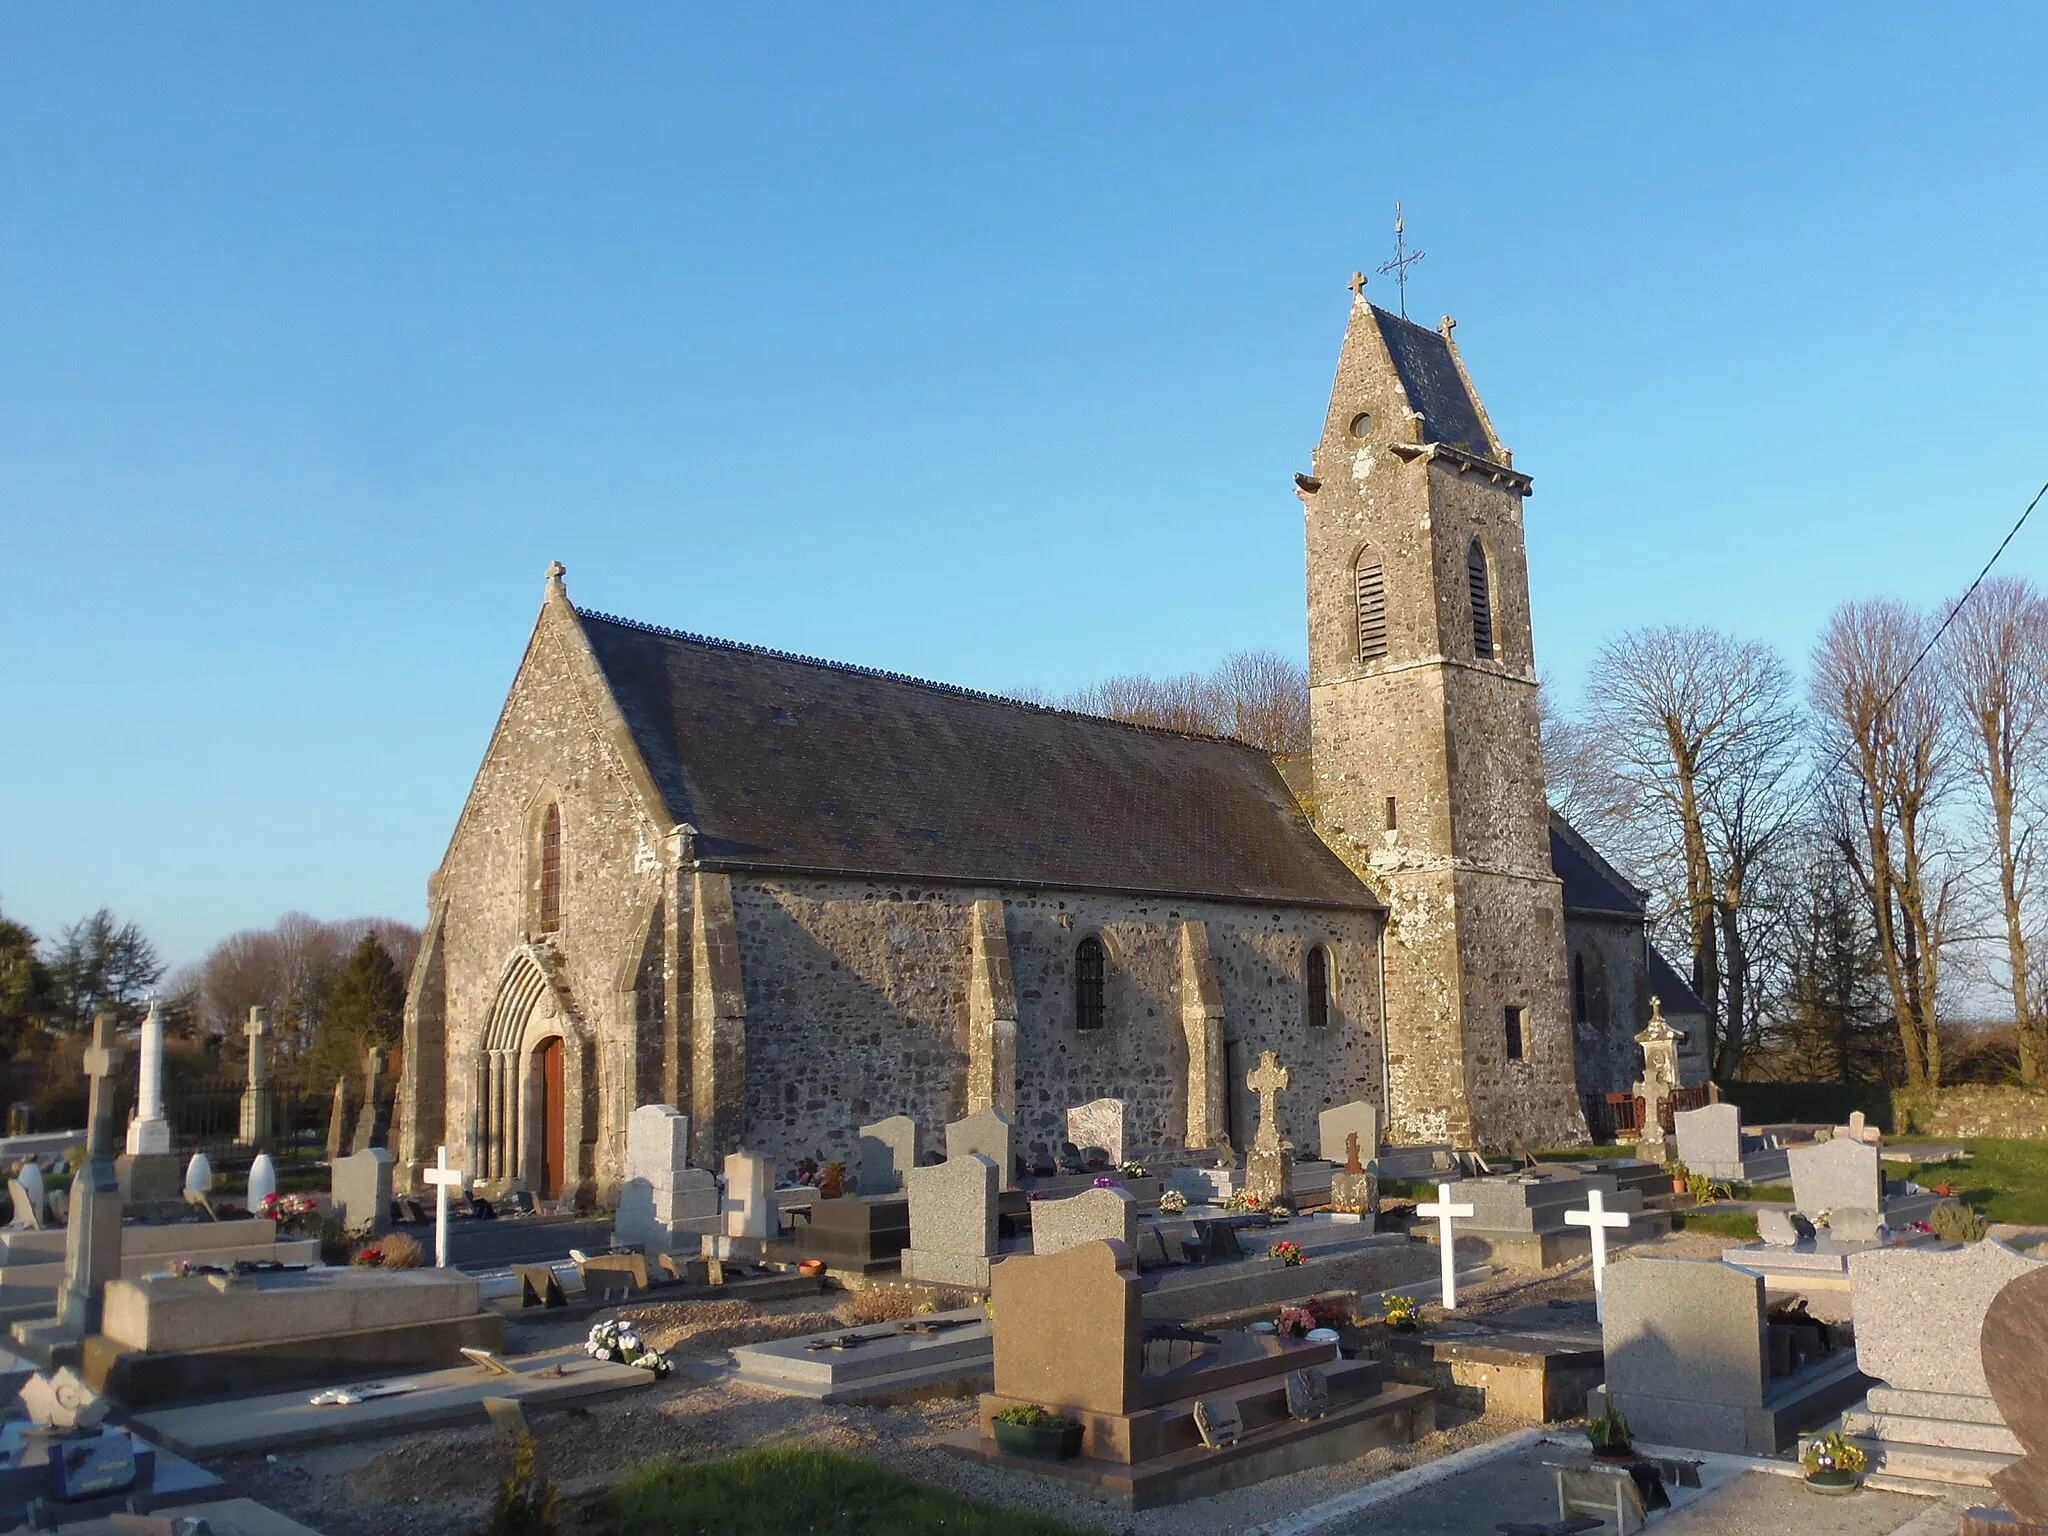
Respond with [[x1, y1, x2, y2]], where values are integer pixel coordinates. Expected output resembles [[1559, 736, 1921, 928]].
[[1580, 626, 1804, 1078], [1811, 600, 1955, 1091], [1210, 650, 1310, 756], [1941, 575, 2048, 1085]]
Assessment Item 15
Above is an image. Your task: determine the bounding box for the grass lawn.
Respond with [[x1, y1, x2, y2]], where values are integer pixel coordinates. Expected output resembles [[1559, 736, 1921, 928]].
[[1672, 1207, 1758, 1239], [576, 1446, 1091, 1536], [1892, 1138, 2048, 1225]]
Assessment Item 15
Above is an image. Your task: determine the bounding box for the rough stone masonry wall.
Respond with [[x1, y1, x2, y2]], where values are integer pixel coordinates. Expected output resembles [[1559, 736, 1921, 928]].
[[1565, 913, 1649, 1101], [404, 601, 670, 1197], [727, 877, 1383, 1171], [1896, 1084, 2048, 1139]]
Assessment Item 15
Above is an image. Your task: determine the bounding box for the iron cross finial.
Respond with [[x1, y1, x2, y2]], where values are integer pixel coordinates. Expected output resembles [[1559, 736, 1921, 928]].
[[1375, 201, 1426, 320]]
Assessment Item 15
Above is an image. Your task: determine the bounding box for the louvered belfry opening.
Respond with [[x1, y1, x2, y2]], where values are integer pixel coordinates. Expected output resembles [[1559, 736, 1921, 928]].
[[1074, 935, 1106, 1031], [538, 802, 562, 933], [1355, 555, 1388, 661], [1467, 538, 1494, 659]]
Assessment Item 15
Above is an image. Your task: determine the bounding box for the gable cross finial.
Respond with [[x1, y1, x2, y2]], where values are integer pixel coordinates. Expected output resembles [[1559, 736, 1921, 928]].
[[1375, 201, 1426, 320], [1348, 270, 1367, 300]]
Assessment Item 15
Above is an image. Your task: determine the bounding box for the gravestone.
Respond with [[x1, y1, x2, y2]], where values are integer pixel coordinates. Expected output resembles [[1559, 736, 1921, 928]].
[[1851, 1239, 2047, 1404], [350, 1048, 386, 1154], [124, 1000, 172, 1157], [325, 1076, 350, 1163], [8, 1164, 44, 1230], [237, 1006, 274, 1150], [1830, 1207, 1884, 1243], [1983, 1264, 2048, 1520], [1064, 1098, 1127, 1166], [1330, 1129, 1379, 1217], [944, 1108, 1016, 1190], [900, 1152, 999, 1288], [1030, 1186, 1137, 1257], [331, 1147, 394, 1238], [857, 1115, 919, 1195], [1674, 1103, 1744, 1181], [1789, 1136, 1881, 1219], [1632, 1000, 1683, 1164], [1317, 1100, 1379, 1165], [63, 1012, 125, 1339], [1242, 1050, 1294, 1206], [990, 1239, 1140, 1418], [724, 1150, 774, 1240], [183, 1152, 213, 1196], [614, 1104, 718, 1251], [1605, 1256, 1773, 1452]]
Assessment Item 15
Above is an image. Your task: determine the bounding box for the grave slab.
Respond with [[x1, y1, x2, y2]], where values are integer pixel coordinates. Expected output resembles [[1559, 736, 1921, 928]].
[[131, 1347, 654, 1456], [732, 1307, 993, 1403]]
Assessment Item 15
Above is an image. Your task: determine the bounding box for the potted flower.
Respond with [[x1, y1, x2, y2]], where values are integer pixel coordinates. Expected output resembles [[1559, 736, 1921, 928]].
[[1159, 1189, 1189, 1215], [992, 1403, 1084, 1461], [1588, 1403, 1634, 1464], [819, 1162, 846, 1199], [1802, 1430, 1866, 1493], [1276, 1305, 1317, 1340], [586, 1318, 672, 1378], [1268, 1239, 1305, 1267], [1382, 1294, 1421, 1332], [1669, 1161, 1691, 1197]]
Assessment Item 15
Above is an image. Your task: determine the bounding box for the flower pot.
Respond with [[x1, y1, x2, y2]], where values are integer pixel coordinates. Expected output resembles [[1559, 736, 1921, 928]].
[[993, 1419, 1083, 1462], [1672, 1177, 1689, 1194], [1804, 1471, 1860, 1495]]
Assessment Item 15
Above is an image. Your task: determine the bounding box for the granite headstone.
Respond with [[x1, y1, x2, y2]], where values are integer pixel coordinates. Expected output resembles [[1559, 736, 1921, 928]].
[[900, 1152, 999, 1288], [1030, 1185, 1137, 1257], [1789, 1136, 1881, 1219], [857, 1115, 920, 1195], [1065, 1099, 1128, 1166], [1317, 1101, 1380, 1165], [944, 1108, 1016, 1190]]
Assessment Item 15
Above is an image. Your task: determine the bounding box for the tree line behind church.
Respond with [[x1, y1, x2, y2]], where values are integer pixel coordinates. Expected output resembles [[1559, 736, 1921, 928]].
[[1039, 579, 2048, 1100], [0, 903, 416, 1128]]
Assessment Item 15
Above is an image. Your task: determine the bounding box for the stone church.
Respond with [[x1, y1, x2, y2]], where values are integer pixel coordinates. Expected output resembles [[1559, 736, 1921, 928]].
[[396, 290, 1705, 1202]]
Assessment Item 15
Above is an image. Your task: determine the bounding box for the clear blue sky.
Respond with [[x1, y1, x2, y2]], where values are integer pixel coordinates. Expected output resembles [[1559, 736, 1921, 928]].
[[4, 8, 2046, 968]]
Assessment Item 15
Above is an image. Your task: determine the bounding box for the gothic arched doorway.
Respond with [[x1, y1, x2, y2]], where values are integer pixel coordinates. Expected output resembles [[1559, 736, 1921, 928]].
[[533, 1036, 565, 1199]]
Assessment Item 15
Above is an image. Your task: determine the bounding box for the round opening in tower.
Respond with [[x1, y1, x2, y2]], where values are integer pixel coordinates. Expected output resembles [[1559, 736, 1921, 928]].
[[1348, 412, 1373, 439]]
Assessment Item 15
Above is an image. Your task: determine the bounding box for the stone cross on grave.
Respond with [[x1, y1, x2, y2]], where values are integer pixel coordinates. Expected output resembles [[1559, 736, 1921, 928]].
[[1246, 1050, 1290, 1154], [62, 1010, 127, 1335], [351, 1046, 385, 1155], [423, 1144, 468, 1269], [1416, 1182, 1474, 1311], [1632, 997, 1683, 1164], [1565, 1187, 1631, 1321]]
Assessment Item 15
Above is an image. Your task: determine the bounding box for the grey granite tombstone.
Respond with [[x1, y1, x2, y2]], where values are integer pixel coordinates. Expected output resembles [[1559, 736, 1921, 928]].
[[724, 1150, 775, 1240], [1674, 1103, 1745, 1181], [944, 1108, 1016, 1191], [614, 1104, 719, 1252], [1605, 1256, 1772, 1452], [1030, 1185, 1137, 1257], [1317, 1101, 1380, 1165], [330, 1147, 395, 1238], [1851, 1238, 2048, 1403], [900, 1153, 999, 1288], [1064, 1098, 1127, 1165], [1789, 1135, 1881, 1219], [857, 1115, 919, 1195]]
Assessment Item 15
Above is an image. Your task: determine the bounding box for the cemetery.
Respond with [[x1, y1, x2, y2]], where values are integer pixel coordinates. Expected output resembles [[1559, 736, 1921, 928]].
[[0, 1005, 2038, 1536]]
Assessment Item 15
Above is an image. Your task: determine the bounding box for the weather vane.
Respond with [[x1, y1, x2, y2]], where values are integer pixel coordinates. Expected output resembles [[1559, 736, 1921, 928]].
[[1375, 201, 1425, 320]]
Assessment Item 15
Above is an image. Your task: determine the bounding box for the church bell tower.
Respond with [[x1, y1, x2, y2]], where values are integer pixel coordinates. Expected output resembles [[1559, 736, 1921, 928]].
[[1300, 286, 1587, 1150]]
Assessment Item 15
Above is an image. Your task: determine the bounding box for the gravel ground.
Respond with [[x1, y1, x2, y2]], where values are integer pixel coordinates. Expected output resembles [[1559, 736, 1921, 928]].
[[219, 1228, 1736, 1536]]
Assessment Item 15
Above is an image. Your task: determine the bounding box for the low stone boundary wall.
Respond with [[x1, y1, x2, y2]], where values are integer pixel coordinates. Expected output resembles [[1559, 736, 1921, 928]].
[[1894, 1086, 2048, 1140]]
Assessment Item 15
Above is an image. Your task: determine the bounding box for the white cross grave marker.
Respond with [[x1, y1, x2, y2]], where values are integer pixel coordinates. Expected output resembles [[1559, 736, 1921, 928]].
[[1565, 1186, 1631, 1320], [424, 1144, 468, 1270], [1415, 1182, 1474, 1310]]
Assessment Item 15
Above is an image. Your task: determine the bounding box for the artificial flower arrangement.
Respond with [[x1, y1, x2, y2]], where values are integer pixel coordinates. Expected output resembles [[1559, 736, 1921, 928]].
[[350, 1245, 385, 1268], [1802, 1429, 1867, 1488], [1091, 1176, 1120, 1190], [1158, 1189, 1189, 1214], [1117, 1162, 1147, 1180], [1268, 1204, 1294, 1219], [586, 1318, 671, 1377], [1268, 1239, 1305, 1267], [259, 1191, 321, 1236], [1223, 1190, 1267, 1214], [1276, 1305, 1318, 1339], [1382, 1294, 1421, 1330]]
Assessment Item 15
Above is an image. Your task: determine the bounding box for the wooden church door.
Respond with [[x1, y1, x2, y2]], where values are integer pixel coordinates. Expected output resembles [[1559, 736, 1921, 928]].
[[535, 1037, 565, 1198]]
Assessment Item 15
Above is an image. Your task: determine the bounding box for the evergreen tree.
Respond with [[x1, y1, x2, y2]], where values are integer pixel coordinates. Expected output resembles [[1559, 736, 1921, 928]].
[[49, 907, 163, 1032], [311, 933, 405, 1086], [0, 906, 54, 1058]]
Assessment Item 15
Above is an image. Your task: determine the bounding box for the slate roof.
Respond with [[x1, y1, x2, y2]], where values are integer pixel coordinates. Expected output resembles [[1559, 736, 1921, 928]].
[[1649, 946, 1709, 1017], [576, 610, 1379, 909], [1549, 813, 1643, 917], [1371, 306, 1497, 460]]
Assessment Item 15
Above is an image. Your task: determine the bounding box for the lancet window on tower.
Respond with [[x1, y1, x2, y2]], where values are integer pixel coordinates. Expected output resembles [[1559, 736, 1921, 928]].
[[538, 803, 562, 933], [1467, 539, 1494, 659], [1306, 945, 1331, 1029], [1355, 553, 1388, 661], [1074, 935, 1106, 1031]]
